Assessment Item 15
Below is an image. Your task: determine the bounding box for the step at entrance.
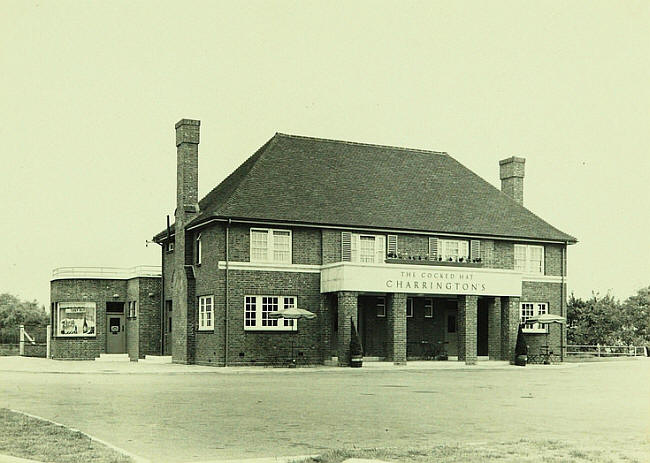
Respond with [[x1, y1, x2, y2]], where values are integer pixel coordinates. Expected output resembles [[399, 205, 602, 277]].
[[140, 355, 172, 364], [95, 353, 130, 362]]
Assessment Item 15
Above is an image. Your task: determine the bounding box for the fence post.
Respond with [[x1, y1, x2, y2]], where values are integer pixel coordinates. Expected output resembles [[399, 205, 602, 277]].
[[46, 325, 51, 359], [19, 325, 25, 356], [596, 343, 600, 357]]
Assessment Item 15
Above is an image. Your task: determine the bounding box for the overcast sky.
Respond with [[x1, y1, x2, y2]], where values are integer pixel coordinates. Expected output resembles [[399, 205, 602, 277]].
[[2, 1, 649, 307]]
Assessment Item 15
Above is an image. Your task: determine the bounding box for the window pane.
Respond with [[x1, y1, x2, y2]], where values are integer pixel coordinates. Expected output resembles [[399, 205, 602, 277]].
[[514, 245, 527, 272], [283, 296, 295, 327], [359, 236, 375, 263], [245, 296, 256, 327], [273, 231, 291, 263], [262, 296, 279, 327], [251, 230, 269, 261]]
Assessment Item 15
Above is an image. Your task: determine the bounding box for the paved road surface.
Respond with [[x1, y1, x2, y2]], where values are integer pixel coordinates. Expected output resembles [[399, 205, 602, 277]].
[[1, 359, 648, 462]]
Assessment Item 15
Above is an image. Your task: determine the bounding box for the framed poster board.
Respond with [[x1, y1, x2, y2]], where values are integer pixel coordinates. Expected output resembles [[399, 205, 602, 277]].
[[57, 302, 96, 337]]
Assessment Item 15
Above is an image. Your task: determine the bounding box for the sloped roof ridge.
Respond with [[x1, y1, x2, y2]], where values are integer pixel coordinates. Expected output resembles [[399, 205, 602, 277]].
[[444, 154, 577, 242], [210, 134, 280, 215], [275, 132, 448, 156]]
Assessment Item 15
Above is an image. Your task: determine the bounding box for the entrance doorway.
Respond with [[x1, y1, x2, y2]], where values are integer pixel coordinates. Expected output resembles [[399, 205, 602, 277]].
[[445, 300, 458, 356], [477, 298, 489, 356], [106, 302, 125, 354]]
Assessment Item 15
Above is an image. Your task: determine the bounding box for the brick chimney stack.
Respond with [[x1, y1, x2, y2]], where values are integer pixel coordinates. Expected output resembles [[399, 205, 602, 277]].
[[175, 119, 200, 216], [499, 156, 525, 205], [172, 118, 200, 364]]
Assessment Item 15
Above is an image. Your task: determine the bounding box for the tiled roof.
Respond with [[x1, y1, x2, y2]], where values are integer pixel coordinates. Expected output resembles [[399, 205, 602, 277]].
[[154, 133, 576, 243]]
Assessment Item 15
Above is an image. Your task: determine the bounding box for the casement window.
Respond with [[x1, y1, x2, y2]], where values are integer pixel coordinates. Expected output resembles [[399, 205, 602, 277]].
[[429, 238, 469, 261], [195, 233, 202, 265], [376, 297, 386, 317], [514, 244, 544, 274], [167, 242, 174, 252], [406, 298, 414, 318], [198, 295, 214, 331], [244, 295, 297, 331], [341, 232, 386, 263], [424, 298, 433, 318], [250, 228, 292, 263], [520, 302, 548, 333]]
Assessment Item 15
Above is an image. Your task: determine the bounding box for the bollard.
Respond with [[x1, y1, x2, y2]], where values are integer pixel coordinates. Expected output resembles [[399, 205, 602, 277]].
[[46, 325, 52, 358], [19, 324, 25, 356]]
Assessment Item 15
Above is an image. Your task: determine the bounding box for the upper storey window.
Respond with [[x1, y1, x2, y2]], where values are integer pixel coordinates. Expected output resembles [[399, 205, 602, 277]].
[[250, 228, 292, 263], [341, 232, 386, 264], [514, 244, 544, 274]]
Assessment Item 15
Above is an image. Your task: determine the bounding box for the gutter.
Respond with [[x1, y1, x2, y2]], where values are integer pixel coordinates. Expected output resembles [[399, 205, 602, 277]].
[[181, 216, 577, 245]]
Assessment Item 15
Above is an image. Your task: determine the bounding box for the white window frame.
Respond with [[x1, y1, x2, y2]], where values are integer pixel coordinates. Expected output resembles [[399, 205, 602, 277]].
[[167, 242, 174, 252], [342, 232, 386, 264], [514, 244, 544, 275], [376, 297, 386, 317], [243, 295, 298, 332], [520, 302, 548, 333], [250, 228, 292, 264], [424, 298, 433, 318], [198, 295, 214, 331], [406, 298, 414, 318], [439, 239, 469, 262], [195, 233, 202, 265]]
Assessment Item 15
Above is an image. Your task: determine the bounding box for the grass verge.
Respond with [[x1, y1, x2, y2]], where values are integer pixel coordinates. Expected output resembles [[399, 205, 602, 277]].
[[0, 408, 132, 463], [294, 439, 647, 463]]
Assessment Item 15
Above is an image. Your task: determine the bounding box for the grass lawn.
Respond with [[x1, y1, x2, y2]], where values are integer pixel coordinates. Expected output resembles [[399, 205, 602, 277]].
[[0, 408, 132, 463], [297, 439, 646, 463]]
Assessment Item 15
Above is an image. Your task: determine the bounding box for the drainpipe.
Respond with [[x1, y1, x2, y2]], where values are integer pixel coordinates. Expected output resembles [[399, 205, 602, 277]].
[[560, 242, 569, 362], [224, 218, 231, 366]]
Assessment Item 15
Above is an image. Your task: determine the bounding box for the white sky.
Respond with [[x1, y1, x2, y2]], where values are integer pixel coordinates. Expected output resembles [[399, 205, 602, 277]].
[[1, 1, 649, 307]]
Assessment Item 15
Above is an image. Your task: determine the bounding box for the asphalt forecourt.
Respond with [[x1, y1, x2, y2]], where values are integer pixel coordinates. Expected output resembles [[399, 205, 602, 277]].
[[0, 358, 647, 462]]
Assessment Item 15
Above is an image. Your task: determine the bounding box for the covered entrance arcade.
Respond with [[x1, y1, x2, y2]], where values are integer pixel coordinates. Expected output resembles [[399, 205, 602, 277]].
[[321, 262, 523, 366]]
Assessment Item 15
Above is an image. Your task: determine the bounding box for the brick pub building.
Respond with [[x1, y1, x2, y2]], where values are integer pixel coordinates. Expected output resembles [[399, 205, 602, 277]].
[[154, 119, 576, 366], [51, 119, 576, 365]]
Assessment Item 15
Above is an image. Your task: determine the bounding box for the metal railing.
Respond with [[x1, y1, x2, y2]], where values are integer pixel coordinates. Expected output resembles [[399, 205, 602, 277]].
[[52, 265, 161, 280], [567, 344, 647, 357]]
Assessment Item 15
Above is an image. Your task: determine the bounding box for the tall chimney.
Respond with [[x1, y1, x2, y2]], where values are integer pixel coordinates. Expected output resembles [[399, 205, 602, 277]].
[[175, 119, 200, 215], [499, 156, 525, 205], [172, 118, 200, 364]]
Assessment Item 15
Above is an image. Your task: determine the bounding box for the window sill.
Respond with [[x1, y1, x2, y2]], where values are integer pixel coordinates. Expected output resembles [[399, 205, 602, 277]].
[[244, 327, 297, 332], [197, 328, 214, 332], [522, 330, 548, 334], [386, 258, 483, 268]]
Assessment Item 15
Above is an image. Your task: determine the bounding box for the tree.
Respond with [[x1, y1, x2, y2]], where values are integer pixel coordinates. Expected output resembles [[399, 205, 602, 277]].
[[619, 286, 650, 346], [567, 287, 650, 346], [0, 293, 48, 342]]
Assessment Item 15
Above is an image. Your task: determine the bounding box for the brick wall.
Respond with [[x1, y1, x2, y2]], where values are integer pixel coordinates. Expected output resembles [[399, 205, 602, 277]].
[[51, 279, 127, 360], [137, 277, 162, 358], [126, 279, 139, 360], [521, 281, 566, 356]]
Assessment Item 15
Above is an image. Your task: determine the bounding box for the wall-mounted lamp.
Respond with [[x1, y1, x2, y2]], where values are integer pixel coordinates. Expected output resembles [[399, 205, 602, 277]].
[[148, 292, 155, 297], [112, 294, 120, 299]]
